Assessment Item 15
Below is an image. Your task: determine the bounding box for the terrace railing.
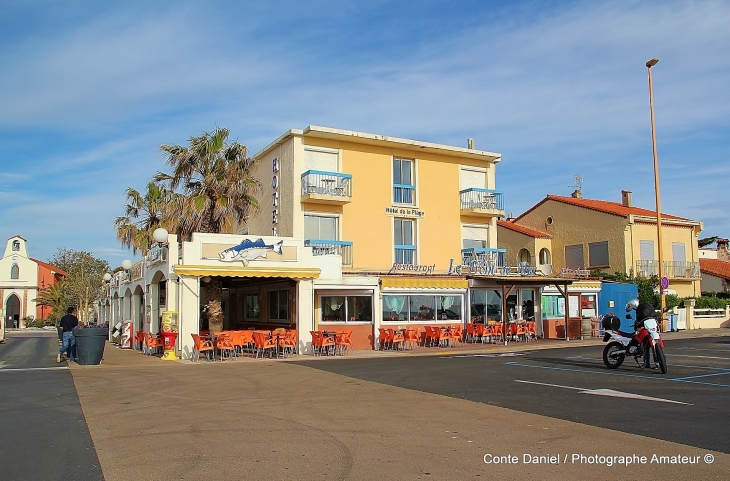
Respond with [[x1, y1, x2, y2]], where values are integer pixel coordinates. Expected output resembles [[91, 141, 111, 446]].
[[305, 240, 353, 266], [301, 171, 352, 199], [459, 188, 504, 211]]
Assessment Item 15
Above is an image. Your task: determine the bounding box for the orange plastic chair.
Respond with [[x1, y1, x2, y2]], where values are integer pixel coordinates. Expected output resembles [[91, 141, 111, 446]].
[[278, 329, 297, 357], [191, 333, 214, 361], [378, 328, 392, 350], [216, 333, 236, 360], [387, 329, 404, 351], [252, 331, 277, 358], [491, 323, 503, 343], [466, 323, 476, 343], [134, 331, 146, 350], [423, 326, 435, 347], [450, 325, 464, 346], [335, 330, 353, 355], [404, 327, 420, 350], [238, 330, 255, 355], [526, 321, 538, 342], [144, 332, 164, 356], [310, 330, 323, 355]]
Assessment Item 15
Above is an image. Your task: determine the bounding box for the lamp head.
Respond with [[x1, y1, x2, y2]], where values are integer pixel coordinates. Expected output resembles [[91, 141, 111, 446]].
[[121, 259, 133, 270], [103, 273, 112, 282], [646, 57, 659, 68], [153, 227, 169, 244]]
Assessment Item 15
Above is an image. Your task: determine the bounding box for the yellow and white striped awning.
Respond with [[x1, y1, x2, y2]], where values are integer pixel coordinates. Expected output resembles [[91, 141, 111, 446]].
[[173, 264, 320, 279]]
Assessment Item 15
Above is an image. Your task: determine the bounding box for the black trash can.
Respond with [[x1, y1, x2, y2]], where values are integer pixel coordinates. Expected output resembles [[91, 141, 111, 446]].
[[72, 328, 109, 365]]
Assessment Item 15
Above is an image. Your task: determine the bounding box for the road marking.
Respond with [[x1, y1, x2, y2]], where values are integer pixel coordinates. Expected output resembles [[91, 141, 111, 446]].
[[447, 352, 527, 358], [515, 380, 692, 405], [671, 371, 730, 381], [666, 354, 730, 361], [566, 355, 730, 371], [504, 361, 730, 388], [677, 347, 730, 353], [0, 366, 70, 373]]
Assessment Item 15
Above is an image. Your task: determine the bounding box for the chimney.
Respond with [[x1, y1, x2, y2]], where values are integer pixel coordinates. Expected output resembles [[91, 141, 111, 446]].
[[718, 238, 730, 262], [467, 138, 474, 149], [571, 189, 582, 198], [621, 190, 632, 207]]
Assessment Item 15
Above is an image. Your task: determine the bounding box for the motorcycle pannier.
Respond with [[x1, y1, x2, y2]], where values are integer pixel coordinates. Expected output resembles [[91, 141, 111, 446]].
[[601, 315, 621, 331]]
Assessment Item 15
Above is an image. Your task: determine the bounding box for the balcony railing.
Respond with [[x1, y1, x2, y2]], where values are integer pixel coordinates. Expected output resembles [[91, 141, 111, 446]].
[[393, 184, 415, 205], [461, 247, 506, 267], [146, 245, 168, 266], [395, 245, 417, 264], [636, 260, 700, 279], [460, 188, 504, 211], [130, 261, 144, 281], [665, 261, 700, 279], [301, 170, 352, 200], [305, 240, 353, 266]]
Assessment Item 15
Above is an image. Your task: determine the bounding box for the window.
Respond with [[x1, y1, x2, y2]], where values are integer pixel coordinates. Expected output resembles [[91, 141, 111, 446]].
[[394, 219, 416, 264], [304, 147, 338, 172], [469, 290, 501, 323], [462, 225, 488, 249], [672, 242, 686, 262], [588, 241, 609, 267], [10, 263, 19, 279], [383, 295, 462, 322], [640, 240, 654, 261], [245, 293, 259, 319], [518, 249, 531, 265], [321, 295, 372, 322], [304, 214, 338, 240], [542, 295, 566, 318], [460, 167, 486, 190], [393, 158, 415, 205], [539, 248, 551, 265], [12, 240, 20, 251], [268, 290, 289, 323], [565, 244, 584, 269]]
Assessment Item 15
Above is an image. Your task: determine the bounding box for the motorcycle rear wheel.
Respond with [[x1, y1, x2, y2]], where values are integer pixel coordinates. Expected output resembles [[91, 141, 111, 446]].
[[655, 345, 667, 374], [603, 341, 625, 369]]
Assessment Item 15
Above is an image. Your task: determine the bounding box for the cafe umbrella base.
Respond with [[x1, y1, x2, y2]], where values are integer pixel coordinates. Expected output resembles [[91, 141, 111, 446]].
[[72, 327, 109, 365]]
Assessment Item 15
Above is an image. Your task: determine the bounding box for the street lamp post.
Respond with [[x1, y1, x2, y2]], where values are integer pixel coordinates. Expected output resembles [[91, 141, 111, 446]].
[[646, 57, 666, 330]]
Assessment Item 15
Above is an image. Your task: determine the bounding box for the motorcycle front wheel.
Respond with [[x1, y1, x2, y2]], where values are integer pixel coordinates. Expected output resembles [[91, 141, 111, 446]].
[[603, 341, 625, 369], [655, 344, 668, 374]]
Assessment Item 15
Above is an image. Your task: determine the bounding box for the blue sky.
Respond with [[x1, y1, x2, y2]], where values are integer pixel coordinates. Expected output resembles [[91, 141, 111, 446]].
[[1, 0, 728, 266]]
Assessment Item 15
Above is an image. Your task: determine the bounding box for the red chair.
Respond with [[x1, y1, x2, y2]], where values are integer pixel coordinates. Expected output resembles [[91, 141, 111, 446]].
[[335, 330, 353, 355], [279, 329, 298, 357], [386, 329, 404, 351], [252, 331, 277, 358], [144, 332, 164, 356], [191, 333, 214, 361], [450, 325, 464, 346], [378, 328, 392, 350], [216, 332, 237, 360], [404, 327, 420, 350]]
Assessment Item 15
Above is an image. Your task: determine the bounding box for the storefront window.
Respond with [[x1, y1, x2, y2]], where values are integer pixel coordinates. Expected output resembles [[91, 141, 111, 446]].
[[487, 291, 502, 322], [384, 294, 462, 322], [471, 290, 504, 323], [269, 290, 289, 322], [581, 295, 597, 318], [321, 296, 372, 322], [245, 293, 259, 319], [542, 295, 565, 318]]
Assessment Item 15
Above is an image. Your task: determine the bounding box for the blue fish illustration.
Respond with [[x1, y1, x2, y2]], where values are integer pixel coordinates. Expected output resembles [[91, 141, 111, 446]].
[[219, 238, 284, 266]]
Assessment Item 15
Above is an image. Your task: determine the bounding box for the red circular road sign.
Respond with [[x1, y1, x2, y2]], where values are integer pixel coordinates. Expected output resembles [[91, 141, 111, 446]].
[[661, 276, 669, 290]]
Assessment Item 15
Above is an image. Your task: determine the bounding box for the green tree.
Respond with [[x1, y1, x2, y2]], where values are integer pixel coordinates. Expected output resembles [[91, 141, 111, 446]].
[[48, 248, 111, 324], [114, 181, 174, 254], [154, 127, 262, 330], [33, 281, 70, 324]]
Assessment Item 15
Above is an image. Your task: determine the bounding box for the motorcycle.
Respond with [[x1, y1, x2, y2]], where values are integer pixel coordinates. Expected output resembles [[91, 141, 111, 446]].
[[601, 311, 667, 374]]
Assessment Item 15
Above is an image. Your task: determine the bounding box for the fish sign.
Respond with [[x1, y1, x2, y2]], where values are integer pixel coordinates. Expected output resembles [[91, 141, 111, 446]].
[[219, 238, 284, 266]]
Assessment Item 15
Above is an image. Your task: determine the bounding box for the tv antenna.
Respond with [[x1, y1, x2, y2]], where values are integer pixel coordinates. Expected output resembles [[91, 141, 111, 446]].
[[569, 174, 583, 193]]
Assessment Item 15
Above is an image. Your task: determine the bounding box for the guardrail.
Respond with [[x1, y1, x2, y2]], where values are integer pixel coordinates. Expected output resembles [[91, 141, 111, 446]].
[[459, 188, 504, 211], [305, 240, 353, 266], [301, 171, 352, 198]]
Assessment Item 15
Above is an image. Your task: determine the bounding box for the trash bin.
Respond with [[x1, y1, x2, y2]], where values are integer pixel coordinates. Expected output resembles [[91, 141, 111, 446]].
[[72, 327, 109, 365], [668, 314, 677, 332]]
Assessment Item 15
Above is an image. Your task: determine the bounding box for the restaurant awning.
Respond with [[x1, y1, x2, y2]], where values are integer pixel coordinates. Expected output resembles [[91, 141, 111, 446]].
[[380, 277, 468, 289], [172, 265, 320, 279]]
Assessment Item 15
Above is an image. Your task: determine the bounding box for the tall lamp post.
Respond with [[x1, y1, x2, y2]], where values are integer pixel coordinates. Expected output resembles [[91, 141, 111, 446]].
[[646, 57, 666, 330]]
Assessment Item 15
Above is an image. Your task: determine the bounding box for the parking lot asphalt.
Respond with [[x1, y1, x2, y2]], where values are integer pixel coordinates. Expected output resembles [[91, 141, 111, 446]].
[[296, 336, 730, 454], [0, 331, 104, 481], [67, 333, 729, 481]]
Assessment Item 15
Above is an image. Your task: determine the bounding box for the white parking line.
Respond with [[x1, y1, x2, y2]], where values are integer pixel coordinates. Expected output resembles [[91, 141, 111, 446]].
[[0, 366, 70, 373], [515, 379, 692, 405]]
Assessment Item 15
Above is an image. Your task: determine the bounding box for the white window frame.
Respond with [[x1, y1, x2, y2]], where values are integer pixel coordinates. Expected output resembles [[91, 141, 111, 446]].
[[392, 157, 417, 206], [304, 211, 341, 241], [303, 145, 340, 172]]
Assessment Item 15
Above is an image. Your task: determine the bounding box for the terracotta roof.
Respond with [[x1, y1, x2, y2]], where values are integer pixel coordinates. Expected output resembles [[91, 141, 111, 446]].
[[699, 258, 730, 280], [8, 235, 27, 241], [514, 194, 692, 223], [497, 220, 551, 239], [30, 258, 68, 277]]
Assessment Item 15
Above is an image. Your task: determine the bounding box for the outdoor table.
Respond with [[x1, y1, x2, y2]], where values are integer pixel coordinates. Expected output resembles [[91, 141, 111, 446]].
[[322, 331, 338, 355]]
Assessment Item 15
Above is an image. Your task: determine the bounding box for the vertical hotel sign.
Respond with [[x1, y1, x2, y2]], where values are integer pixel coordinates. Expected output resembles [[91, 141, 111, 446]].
[[272, 157, 279, 236]]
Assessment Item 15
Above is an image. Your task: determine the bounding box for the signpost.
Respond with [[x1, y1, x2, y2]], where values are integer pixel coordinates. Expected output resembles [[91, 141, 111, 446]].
[[660, 276, 669, 290]]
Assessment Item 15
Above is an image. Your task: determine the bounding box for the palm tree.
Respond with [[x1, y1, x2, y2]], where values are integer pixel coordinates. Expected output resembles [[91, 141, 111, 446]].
[[114, 182, 174, 254], [155, 127, 261, 240], [155, 127, 262, 331], [33, 281, 70, 324]]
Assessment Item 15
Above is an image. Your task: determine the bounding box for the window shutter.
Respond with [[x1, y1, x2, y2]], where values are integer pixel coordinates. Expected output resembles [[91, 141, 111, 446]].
[[462, 225, 488, 242], [460, 168, 486, 190], [304, 148, 338, 172], [672, 242, 686, 262], [565, 245, 584, 268], [588, 241, 609, 267], [640, 240, 654, 261]]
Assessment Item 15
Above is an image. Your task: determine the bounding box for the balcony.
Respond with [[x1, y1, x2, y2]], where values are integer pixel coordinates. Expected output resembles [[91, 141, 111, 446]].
[[301, 170, 352, 204], [130, 261, 144, 281], [460, 188, 505, 217], [305, 240, 353, 266], [635, 260, 700, 279], [146, 245, 168, 266], [395, 245, 417, 264], [393, 184, 415, 205], [461, 247, 506, 267]]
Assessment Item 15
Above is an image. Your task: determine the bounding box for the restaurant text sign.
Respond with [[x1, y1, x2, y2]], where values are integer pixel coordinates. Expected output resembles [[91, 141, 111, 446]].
[[448, 259, 539, 277], [388, 263, 436, 275]]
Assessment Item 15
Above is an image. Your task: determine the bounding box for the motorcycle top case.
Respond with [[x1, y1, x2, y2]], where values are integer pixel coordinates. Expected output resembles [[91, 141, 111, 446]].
[[601, 315, 622, 331]]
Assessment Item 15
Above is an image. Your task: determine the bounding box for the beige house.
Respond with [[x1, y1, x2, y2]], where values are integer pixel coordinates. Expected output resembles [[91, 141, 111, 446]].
[[508, 191, 703, 298]]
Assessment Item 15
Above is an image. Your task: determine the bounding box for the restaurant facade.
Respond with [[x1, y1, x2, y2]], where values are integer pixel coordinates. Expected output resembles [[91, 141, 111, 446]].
[[102, 126, 574, 357]]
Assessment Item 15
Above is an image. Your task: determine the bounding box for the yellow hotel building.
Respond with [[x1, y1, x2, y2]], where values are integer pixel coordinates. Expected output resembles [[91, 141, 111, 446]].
[[102, 126, 572, 357]]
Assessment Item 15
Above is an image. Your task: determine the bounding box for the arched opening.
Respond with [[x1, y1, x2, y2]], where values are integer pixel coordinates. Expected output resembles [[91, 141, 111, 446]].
[[539, 248, 551, 265], [5, 294, 21, 328], [518, 249, 531, 266], [12, 240, 20, 251], [10, 264, 19, 279]]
